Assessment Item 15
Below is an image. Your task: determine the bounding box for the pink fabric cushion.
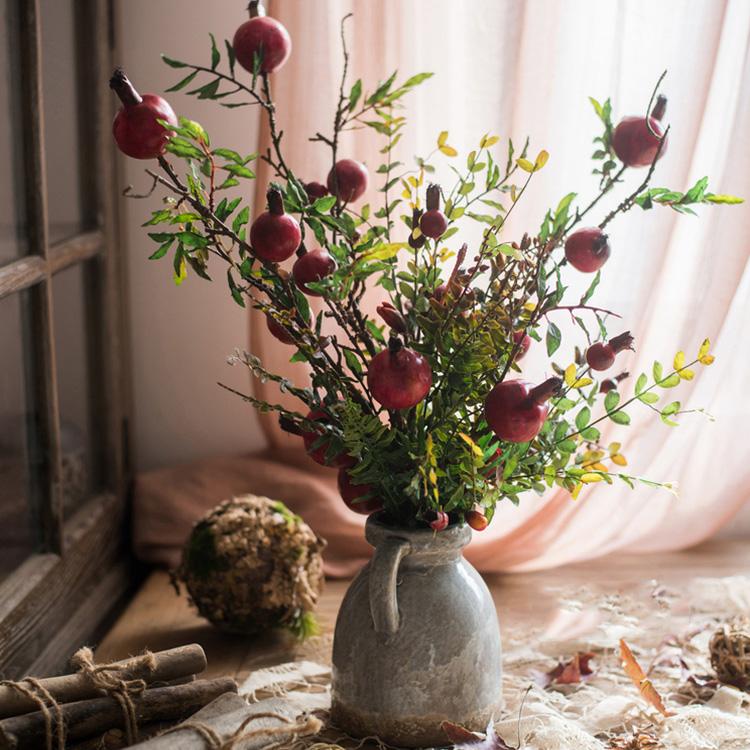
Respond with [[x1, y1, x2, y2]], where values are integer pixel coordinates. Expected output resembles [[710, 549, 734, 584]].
[[132, 448, 370, 578]]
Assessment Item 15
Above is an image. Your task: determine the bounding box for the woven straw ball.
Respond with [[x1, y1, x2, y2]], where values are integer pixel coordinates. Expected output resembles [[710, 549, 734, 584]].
[[176, 495, 326, 637], [709, 617, 750, 691]]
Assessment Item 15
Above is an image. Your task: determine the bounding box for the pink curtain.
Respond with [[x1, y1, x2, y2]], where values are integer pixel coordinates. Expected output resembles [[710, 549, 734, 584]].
[[245, 0, 750, 573]]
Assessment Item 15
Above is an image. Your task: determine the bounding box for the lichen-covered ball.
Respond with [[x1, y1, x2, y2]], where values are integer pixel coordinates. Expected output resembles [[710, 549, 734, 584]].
[[709, 617, 750, 690], [176, 495, 326, 637]]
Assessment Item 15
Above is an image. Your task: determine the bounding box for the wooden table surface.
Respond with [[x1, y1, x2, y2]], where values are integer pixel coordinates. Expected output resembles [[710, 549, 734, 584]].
[[95, 539, 749, 682]]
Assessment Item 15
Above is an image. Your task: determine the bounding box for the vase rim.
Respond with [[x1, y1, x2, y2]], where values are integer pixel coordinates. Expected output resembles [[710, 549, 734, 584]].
[[364, 511, 471, 552]]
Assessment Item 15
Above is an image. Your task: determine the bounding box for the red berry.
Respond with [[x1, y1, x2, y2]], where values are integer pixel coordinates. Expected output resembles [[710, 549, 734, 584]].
[[430, 511, 449, 532], [337, 468, 383, 515], [612, 95, 668, 168], [250, 189, 301, 263], [305, 181, 328, 201], [565, 227, 610, 273], [420, 210, 448, 239], [109, 69, 177, 160], [265, 312, 295, 344], [513, 330, 531, 360], [485, 377, 562, 443], [466, 510, 488, 531], [419, 184, 448, 239], [376, 302, 407, 333], [585, 332, 634, 372], [327, 159, 368, 203], [367, 338, 432, 410], [292, 248, 336, 296], [232, 4, 291, 75]]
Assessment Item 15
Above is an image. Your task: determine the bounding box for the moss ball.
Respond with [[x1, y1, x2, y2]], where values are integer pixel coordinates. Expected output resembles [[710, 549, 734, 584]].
[[710, 617, 750, 691], [176, 495, 326, 637]]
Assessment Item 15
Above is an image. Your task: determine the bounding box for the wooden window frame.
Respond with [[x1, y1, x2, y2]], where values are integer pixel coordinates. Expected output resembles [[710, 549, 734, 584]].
[[0, 0, 134, 677]]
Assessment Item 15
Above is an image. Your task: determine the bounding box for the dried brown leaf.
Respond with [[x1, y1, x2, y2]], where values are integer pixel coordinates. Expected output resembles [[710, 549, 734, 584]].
[[619, 639, 674, 717]]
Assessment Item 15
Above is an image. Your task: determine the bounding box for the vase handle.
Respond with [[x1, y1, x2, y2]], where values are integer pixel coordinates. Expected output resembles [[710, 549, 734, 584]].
[[369, 537, 410, 635]]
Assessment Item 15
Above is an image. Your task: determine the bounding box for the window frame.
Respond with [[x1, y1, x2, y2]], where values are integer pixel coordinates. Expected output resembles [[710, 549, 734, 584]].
[[0, 0, 133, 676]]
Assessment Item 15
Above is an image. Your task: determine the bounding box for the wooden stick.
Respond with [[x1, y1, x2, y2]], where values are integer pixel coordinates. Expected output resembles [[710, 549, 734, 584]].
[[0, 677, 237, 750], [0, 645, 207, 719]]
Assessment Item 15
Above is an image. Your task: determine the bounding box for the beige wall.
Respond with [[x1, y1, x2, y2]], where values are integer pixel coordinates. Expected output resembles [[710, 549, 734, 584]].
[[116, 1, 267, 472]]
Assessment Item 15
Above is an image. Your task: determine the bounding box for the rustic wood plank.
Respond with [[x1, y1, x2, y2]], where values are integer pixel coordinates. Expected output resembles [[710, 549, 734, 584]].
[[48, 231, 103, 275], [0, 256, 46, 299]]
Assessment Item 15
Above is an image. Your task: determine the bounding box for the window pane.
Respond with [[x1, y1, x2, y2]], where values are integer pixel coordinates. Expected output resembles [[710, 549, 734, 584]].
[[41, 0, 90, 245], [0, 291, 38, 580], [0, 0, 28, 264], [52, 263, 99, 514]]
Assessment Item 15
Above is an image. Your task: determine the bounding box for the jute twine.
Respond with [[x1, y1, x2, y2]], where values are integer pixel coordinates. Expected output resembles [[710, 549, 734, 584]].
[[709, 617, 750, 691], [0, 647, 156, 750], [0, 677, 66, 750], [70, 646, 157, 745], [162, 710, 323, 750]]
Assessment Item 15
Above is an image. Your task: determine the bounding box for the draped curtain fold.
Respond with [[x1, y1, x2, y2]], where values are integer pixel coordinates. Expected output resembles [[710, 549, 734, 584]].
[[249, 0, 750, 574]]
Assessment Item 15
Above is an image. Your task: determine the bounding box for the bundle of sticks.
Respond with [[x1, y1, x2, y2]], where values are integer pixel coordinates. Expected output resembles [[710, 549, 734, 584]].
[[0, 644, 237, 749]]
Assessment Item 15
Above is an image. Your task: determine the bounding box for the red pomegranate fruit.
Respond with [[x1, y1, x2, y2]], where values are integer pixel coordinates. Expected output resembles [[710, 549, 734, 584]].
[[337, 468, 383, 515], [304, 181, 328, 201], [367, 337, 432, 410], [419, 184, 448, 239], [109, 68, 177, 160], [585, 332, 634, 372], [232, 1, 291, 75], [485, 377, 562, 443], [249, 188, 301, 263], [513, 330, 531, 360], [327, 159, 368, 203], [265, 312, 295, 344], [376, 302, 407, 333], [466, 510, 488, 531], [612, 94, 668, 168], [292, 248, 337, 296], [430, 511, 449, 532], [564, 227, 610, 273]]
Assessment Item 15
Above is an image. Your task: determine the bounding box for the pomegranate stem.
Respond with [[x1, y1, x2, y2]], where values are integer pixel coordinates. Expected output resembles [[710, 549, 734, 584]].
[[529, 376, 562, 405], [109, 68, 142, 107], [267, 188, 285, 215]]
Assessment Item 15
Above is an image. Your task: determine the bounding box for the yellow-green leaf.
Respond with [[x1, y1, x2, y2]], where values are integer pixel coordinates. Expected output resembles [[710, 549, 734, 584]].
[[439, 145, 458, 157], [356, 242, 406, 264], [570, 483, 583, 500], [437, 130, 449, 147], [581, 472, 604, 483], [517, 158, 535, 173], [458, 432, 483, 459], [572, 377, 594, 389], [700, 354, 715, 366], [673, 351, 685, 370], [534, 150, 549, 170], [679, 368, 695, 380], [564, 363, 577, 387], [480, 134, 500, 148], [698, 338, 711, 358]]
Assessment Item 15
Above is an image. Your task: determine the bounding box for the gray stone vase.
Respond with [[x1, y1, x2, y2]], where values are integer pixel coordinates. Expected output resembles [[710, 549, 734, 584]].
[[331, 513, 502, 747]]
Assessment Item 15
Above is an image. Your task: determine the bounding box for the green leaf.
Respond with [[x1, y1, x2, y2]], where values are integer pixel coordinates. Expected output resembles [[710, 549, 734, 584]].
[[348, 79, 362, 112], [661, 401, 680, 416], [213, 147, 244, 163], [313, 195, 337, 213], [580, 271, 601, 305], [148, 240, 173, 260], [232, 206, 250, 234], [546, 321, 561, 356], [161, 54, 187, 68], [581, 427, 601, 441], [227, 270, 245, 307], [575, 407, 591, 431], [638, 392, 660, 404], [658, 373, 681, 388], [635, 373, 648, 394], [147, 232, 174, 243], [209, 33, 220, 70], [344, 349, 363, 376], [604, 390, 620, 411], [682, 176, 708, 204], [165, 137, 204, 160], [609, 410, 631, 425], [225, 39, 236, 76], [165, 70, 198, 92], [223, 163, 255, 179], [653, 360, 663, 381]]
